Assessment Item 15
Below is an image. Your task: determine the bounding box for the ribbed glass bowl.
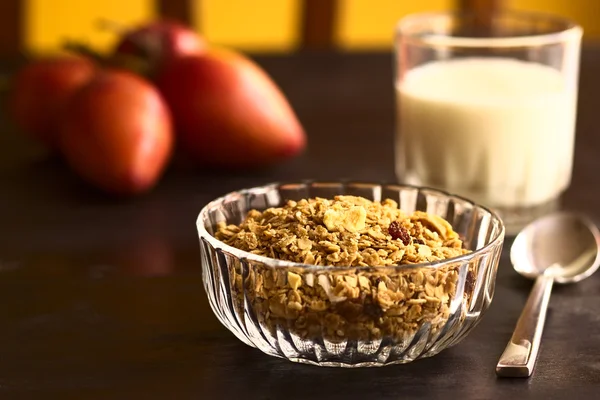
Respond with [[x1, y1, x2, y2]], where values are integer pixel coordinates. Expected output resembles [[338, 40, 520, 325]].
[[197, 181, 504, 367]]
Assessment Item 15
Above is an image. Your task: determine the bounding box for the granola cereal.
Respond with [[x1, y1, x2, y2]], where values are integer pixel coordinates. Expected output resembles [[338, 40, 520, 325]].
[[215, 196, 476, 342]]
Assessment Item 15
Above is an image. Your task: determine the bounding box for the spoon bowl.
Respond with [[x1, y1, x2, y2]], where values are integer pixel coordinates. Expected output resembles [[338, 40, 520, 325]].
[[510, 212, 600, 283]]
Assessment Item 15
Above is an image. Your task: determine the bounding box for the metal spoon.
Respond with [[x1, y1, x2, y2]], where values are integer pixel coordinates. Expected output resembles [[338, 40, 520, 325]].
[[496, 212, 600, 378]]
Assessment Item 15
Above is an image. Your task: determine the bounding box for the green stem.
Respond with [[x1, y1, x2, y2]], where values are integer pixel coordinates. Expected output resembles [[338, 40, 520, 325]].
[[62, 40, 107, 64]]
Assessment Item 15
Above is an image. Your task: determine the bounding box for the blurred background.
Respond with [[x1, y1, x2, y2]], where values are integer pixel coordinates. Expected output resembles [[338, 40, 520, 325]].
[[0, 0, 599, 58]]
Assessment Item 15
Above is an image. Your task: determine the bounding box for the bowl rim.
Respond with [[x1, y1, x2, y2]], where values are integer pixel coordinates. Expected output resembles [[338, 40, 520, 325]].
[[196, 180, 506, 271]]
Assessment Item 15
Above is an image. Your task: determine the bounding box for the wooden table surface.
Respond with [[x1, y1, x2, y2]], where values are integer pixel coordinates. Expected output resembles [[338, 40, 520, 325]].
[[2, 49, 600, 399]]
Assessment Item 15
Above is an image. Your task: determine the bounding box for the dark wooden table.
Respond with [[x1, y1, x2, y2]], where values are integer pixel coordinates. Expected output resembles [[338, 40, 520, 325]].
[[2, 49, 600, 399]]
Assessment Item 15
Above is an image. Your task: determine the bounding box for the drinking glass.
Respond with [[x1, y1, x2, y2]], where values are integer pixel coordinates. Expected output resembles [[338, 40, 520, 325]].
[[394, 10, 582, 234]]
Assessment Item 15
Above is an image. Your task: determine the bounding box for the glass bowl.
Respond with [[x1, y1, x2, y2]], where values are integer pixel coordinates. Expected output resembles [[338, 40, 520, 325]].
[[197, 181, 505, 367]]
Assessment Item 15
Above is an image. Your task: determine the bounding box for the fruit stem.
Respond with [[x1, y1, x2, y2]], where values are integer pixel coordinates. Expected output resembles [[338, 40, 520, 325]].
[[95, 18, 130, 35], [62, 40, 151, 77], [63, 40, 107, 63]]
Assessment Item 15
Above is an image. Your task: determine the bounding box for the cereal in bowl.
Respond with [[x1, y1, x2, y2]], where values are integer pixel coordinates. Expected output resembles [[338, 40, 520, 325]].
[[215, 195, 469, 266], [214, 196, 475, 342]]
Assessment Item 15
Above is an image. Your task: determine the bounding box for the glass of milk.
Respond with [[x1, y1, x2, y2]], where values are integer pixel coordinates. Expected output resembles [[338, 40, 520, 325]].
[[394, 11, 582, 234]]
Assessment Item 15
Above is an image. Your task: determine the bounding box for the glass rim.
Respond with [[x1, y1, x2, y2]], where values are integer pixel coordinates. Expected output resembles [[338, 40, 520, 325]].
[[396, 10, 583, 48], [196, 181, 506, 272]]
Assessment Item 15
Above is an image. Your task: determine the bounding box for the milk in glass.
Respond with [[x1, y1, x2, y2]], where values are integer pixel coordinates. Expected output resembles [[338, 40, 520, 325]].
[[396, 57, 577, 208]]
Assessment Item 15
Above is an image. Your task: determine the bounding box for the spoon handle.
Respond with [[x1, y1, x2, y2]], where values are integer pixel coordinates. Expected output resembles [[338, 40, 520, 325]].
[[496, 274, 554, 378]]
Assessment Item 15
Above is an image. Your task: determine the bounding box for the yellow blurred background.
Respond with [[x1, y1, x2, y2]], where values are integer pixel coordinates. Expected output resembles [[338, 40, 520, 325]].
[[25, 0, 600, 54]]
